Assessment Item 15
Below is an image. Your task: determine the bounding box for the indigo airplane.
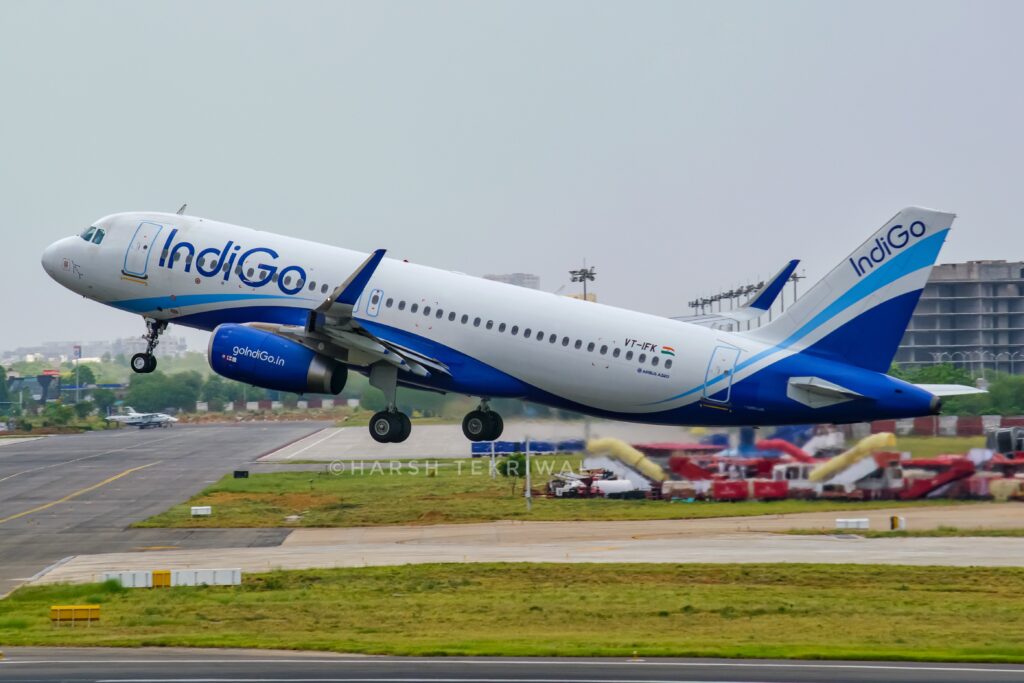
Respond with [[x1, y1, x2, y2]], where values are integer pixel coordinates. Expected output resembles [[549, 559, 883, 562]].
[[41, 206, 980, 444]]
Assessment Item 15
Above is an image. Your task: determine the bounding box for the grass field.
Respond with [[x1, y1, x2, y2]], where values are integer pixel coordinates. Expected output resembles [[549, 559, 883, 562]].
[[135, 455, 963, 528], [786, 525, 1024, 538], [3, 563, 1024, 661], [898, 435, 985, 458]]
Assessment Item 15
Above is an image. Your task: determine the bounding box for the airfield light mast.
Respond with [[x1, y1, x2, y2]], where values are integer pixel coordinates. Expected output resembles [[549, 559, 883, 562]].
[[569, 262, 596, 301]]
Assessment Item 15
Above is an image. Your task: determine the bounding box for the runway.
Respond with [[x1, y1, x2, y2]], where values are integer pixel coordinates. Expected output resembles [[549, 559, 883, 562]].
[[0, 422, 324, 596], [2, 648, 1023, 683]]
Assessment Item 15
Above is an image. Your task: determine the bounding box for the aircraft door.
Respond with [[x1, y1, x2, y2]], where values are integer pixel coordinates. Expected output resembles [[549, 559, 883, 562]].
[[122, 222, 164, 279], [703, 344, 741, 403], [366, 289, 383, 317]]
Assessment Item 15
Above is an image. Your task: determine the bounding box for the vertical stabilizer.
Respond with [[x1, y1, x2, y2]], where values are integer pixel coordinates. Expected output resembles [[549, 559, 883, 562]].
[[745, 207, 955, 372]]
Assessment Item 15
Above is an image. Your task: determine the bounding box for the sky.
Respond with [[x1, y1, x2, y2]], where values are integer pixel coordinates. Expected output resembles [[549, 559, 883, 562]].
[[2, 0, 1023, 351]]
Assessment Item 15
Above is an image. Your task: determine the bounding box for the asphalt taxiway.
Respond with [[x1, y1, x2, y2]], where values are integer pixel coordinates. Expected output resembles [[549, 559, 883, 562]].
[[1, 648, 1023, 683], [0, 422, 324, 595]]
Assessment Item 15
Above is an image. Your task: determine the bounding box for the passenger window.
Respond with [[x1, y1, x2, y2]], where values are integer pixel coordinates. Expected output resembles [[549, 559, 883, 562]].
[[449, 312, 456, 321], [283, 275, 292, 286], [236, 265, 243, 276], [92, 229, 105, 244], [499, 323, 507, 332], [613, 348, 621, 358], [549, 334, 556, 343], [537, 330, 544, 341], [309, 281, 316, 291], [652, 356, 660, 367], [321, 284, 329, 294], [665, 359, 673, 369], [461, 314, 469, 324], [639, 353, 647, 363], [626, 350, 634, 360], [473, 317, 481, 327], [587, 342, 595, 352], [272, 272, 279, 283], [186, 255, 194, 265], [411, 303, 418, 313], [371, 293, 380, 305], [398, 301, 406, 310], [511, 325, 519, 335], [562, 337, 569, 346], [436, 309, 444, 319], [524, 328, 532, 338], [574, 340, 582, 350], [486, 320, 494, 330], [386, 297, 394, 307], [424, 306, 431, 316], [600, 345, 608, 355]]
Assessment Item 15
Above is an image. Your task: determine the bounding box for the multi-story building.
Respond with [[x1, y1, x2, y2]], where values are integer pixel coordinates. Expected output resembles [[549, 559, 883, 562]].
[[483, 272, 541, 290], [895, 260, 1024, 374]]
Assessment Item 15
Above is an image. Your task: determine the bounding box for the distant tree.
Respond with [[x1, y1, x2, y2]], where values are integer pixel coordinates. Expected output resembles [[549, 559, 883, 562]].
[[42, 402, 74, 426], [127, 371, 202, 413], [73, 400, 94, 419], [497, 453, 527, 495], [0, 366, 9, 406], [91, 387, 116, 415], [63, 364, 97, 387]]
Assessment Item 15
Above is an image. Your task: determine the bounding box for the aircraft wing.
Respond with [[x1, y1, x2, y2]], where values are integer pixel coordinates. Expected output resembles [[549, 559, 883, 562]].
[[248, 249, 450, 379], [674, 260, 799, 330]]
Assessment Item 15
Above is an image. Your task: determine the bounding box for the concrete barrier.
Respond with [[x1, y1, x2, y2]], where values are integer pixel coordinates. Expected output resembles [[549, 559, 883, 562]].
[[191, 506, 212, 517], [172, 568, 241, 586], [103, 570, 152, 587], [835, 518, 870, 530]]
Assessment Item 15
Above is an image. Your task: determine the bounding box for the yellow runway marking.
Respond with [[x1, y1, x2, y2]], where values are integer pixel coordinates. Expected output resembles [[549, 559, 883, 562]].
[[0, 461, 161, 526]]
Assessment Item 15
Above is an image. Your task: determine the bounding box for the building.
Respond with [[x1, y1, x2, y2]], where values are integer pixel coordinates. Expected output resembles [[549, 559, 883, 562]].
[[483, 272, 541, 290], [895, 260, 1024, 374]]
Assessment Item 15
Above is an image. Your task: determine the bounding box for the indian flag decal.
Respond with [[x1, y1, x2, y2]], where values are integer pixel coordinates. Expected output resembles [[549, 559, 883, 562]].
[[661, 345, 675, 356]]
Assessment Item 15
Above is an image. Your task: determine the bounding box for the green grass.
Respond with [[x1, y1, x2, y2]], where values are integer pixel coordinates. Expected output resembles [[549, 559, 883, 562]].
[[898, 435, 985, 458], [786, 525, 1024, 538], [3, 563, 1024, 661], [136, 456, 964, 528]]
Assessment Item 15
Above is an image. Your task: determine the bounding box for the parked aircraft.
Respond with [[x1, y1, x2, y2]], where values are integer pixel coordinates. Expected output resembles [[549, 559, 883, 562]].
[[42, 206, 980, 443], [105, 406, 178, 429]]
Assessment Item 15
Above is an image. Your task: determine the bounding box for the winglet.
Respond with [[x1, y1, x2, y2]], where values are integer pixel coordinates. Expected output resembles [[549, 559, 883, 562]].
[[746, 259, 799, 312], [318, 249, 386, 313]]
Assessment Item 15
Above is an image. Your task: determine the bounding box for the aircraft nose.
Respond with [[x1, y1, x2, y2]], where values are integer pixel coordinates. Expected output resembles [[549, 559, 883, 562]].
[[41, 240, 62, 278]]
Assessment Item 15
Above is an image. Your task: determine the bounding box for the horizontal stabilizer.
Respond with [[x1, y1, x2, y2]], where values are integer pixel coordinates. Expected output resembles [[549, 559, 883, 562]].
[[787, 376, 864, 409], [916, 384, 987, 397]]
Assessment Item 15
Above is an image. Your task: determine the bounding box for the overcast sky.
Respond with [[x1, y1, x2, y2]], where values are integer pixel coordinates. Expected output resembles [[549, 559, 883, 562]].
[[2, 0, 1023, 351]]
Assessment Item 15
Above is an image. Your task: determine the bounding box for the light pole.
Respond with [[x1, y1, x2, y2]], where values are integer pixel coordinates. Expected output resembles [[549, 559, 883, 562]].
[[569, 263, 596, 301]]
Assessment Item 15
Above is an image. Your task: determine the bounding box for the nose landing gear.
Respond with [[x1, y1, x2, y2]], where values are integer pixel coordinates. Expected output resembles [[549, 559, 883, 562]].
[[462, 402, 503, 442], [130, 318, 167, 374]]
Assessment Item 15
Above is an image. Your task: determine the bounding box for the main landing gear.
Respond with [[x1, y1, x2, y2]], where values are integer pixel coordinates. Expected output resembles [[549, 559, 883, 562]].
[[130, 318, 167, 374], [367, 363, 411, 444], [462, 402, 503, 442]]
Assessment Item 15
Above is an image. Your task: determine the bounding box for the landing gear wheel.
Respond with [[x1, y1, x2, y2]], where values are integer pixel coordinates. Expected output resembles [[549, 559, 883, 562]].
[[131, 353, 157, 374], [463, 410, 492, 442], [487, 412, 503, 441], [369, 411, 410, 443], [394, 413, 412, 443]]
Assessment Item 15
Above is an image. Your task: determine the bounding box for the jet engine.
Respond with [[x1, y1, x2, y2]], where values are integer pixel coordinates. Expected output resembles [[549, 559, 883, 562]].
[[208, 323, 347, 395]]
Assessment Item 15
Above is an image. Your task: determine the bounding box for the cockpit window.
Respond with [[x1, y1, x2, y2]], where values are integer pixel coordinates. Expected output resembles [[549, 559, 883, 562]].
[[81, 227, 97, 242], [92, 229, 105, 244]]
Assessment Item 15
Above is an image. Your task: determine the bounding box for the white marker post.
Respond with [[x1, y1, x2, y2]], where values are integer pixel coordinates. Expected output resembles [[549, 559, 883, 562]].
[[490, 440, 496, 479], [524, 436, 532, 512]]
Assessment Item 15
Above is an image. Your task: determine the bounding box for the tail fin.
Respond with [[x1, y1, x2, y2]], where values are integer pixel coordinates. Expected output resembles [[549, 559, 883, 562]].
[[746, 207, 955, 372]]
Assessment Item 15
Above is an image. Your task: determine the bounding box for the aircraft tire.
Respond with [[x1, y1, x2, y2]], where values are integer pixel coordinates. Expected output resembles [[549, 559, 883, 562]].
[[393, 413, 412, 443], [486, 412, 503, 441], [131, 353, 157, 374], [462, 410, 490, 441], [369, 411, 402, 443]]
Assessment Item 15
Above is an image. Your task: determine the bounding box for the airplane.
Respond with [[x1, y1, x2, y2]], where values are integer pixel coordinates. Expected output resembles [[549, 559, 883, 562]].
[[41, 206, 983, 444], [105, 406, 179, 429]]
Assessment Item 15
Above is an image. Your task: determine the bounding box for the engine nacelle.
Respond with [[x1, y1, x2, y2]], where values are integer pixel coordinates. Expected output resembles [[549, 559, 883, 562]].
[[208, 324, 347, 395]]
